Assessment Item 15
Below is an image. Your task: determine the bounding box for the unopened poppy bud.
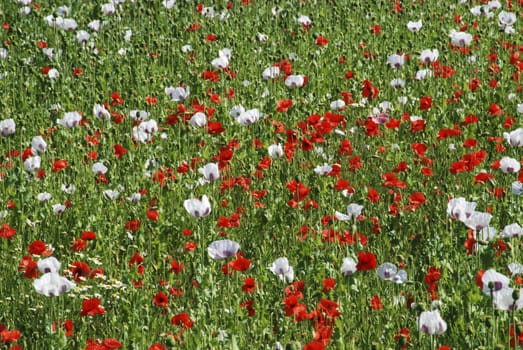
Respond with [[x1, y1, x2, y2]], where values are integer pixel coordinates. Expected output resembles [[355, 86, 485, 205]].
[[517, 324, 523, 335], [513, 289, 520, 301], [488, 281, 495, 290], [285, 341, 301, 350]]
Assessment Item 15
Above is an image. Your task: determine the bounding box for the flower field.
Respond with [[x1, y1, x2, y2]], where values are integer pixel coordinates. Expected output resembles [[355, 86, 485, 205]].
[[1, 0, 523, 349]]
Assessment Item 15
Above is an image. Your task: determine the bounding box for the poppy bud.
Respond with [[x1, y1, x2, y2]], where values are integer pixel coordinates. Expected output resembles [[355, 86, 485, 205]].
[[285, 341, 301, 350], [512, 289, 520, 301]]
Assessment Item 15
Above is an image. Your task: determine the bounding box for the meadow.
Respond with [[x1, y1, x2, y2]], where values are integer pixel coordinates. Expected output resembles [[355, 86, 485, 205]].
[[0, 0, 522, 349]]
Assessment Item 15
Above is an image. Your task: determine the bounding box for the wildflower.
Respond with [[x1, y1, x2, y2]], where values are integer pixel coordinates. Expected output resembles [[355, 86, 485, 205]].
[[419, 49, 439, 63], [262, 66, 280, 80], [93, 104, 110, 121], [503, 128, 523, 147], [31, 135, 47, 154], [499, 157, 521, 173], [165, 85, 190, 102], [24, 156, 41, 172], [80, 298, 105, 316], [183, 195, 211, 218], [356, 251, 377, 271], [198, 163, 220, 182], [270, 257, 294, 283], [37, 256, 61, 274], [0, 119, 15, 136], [207, 240, 240, 260], [407, 20, 422, 32], [500, 223, 523, 238], [387, 54, 405, 69], [480, 269, 510, 295], [447, 197, 476, 221], [449, 30, 472, 47], [285, 74, 307, 88], [34, 272, 75, 297], [233, 108, 263, 126], [268, 144, 284, 159], [335, 203, 363, 221], [377, 262, 407, 283], [57, 112, 82, 128], [171, 312, 194, 329], [190, 112, 207, 127], [417, 310, 447, 335]]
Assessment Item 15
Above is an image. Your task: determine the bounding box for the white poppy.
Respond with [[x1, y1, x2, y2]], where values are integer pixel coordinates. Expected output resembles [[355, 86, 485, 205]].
[[0, 119, 15, 136], [207, 240, 240, 260], [183, 195, 211, 219], [34, 272, 75, 297], [417, 310, 447, 335], [269, 257, 294, 283]]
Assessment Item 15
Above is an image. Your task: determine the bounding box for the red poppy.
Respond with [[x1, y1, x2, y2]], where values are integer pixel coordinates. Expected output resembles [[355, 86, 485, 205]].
[[153, 292, 169, 308], [80, 298, 105, 316], [102, 338, 122, 349], [488, 103, 503, 116], [52, 159, 68, 172], [419, 96, 432, 110], [228, 253, 251, 271], [69, 261, 91, 282], [113, 144, 127, 158], [125, 220, 141, 231], [276, 99, 293, 113], [322, 278, 335, 293], [18, 255, 39, 279], [70, 238, 87, 252], [171, 312, 194, 329], [169, 260, 185, 274], [81, 231, 97, 240], [28, 240, 51, 256], [356, 251, 377, 271], [318, 298, 340, 318], [149, 344, 166, 350], [242, 278, 256, 293], [370, 295, 383, 310], [240, 300, 255, 316], [316, 36, 328, 46]]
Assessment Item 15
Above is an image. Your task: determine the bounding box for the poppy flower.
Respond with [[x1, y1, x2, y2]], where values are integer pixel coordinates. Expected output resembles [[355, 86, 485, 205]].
[[270, 257, 294, 283], [198, 163, 220, 182], [153, 292, 169, 308], [499, 157, 521, 173], [356, 252, 377, 271], [0, 119, 15, 137], [184, 195, 211, 219], [207, 240, 240, 260], [242, 278, 256, 293], [171, 312, 194, 329], [34, 272, 75, 297], [407, 20, 422, 32], [335, 203, 363, 221], [285, 75, 307, 88], [80, 298, 105, 317], [480, 269, 510, 295], [419, 96, 432, 110], [417, 310, 447, 335], [316, 36, 328, 46], [446, 197, 476, 221], [57, 112, 82, 128], [377, 262, 407, 283]]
